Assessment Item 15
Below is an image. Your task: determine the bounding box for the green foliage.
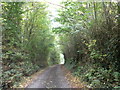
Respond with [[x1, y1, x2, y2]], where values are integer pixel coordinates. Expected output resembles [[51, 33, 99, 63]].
[[55, 1, 120, 88], [65, 58, 76, 70], [22, 3, 53, 66], [21, 61, 40, 76], [2, 2, 57, 88], [86, 40, 105, 60], [2, 2, 24, 47], [2, 1, 120, 88], [48, 49, 60, 66], [72, 65, 120, 88], [2, 61, 40, 88]]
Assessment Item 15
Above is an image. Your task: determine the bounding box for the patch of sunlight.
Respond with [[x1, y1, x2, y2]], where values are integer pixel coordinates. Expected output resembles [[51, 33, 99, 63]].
[[60, 53, 65, 64]]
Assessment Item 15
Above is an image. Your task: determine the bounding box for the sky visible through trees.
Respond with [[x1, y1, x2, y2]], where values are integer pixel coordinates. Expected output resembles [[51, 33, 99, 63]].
[[1, 0, 120, 89]]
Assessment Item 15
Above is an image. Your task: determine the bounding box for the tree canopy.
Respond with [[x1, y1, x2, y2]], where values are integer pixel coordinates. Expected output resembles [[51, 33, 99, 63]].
[[1, 1, 120, 89]]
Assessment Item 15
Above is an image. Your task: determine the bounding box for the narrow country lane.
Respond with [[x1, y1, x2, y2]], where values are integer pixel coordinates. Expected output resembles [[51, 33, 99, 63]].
[[26, 65, 71, 88]]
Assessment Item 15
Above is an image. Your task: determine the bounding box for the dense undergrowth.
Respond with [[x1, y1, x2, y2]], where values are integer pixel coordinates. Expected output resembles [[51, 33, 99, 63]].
[[1, 1, 120, 89], [54, 1, 120, 88], [2, 2, 60, 88], [65, 60, 120, 88]]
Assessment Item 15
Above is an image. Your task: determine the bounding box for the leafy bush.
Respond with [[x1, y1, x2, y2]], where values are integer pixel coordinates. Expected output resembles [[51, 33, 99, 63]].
[[2, 2, 54, 88], [55, 1, 120, 88], [71, 65, 120, 88], [22, 61, 40, 76], [2, 61, 40, 88]]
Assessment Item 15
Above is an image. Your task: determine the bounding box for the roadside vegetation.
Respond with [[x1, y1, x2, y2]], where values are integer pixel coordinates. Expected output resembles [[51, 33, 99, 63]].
[[2, 2, 60, 88], [54, 1, 120, 88], [1, 1, 120, 89]]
